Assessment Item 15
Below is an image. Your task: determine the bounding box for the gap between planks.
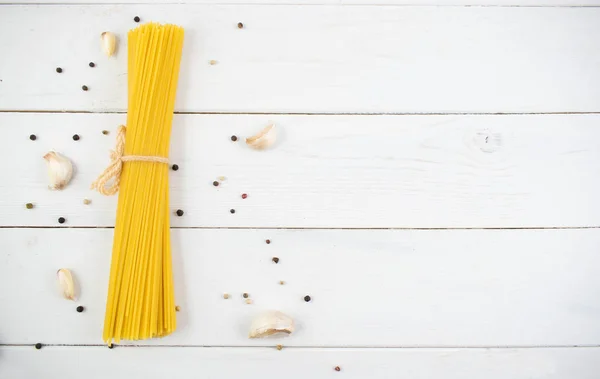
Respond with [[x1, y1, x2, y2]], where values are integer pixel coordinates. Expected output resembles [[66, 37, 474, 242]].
[[1, 110, 600, 116], [1, 3, 600, 7], [3, 344, 600, 349], [1, 226, 600, 230]]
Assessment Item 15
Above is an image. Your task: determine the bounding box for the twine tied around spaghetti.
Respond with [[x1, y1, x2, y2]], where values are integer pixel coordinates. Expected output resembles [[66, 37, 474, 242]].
[[91, 125, 169, 196]]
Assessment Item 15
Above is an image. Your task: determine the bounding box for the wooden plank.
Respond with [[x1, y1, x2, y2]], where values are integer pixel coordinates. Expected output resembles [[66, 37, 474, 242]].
[[1, 228, 599, 346], [2, 112, 599, 228], [1, 6, 600, 113], [2, 346, 600, 379], [2, 0, 598, 5]]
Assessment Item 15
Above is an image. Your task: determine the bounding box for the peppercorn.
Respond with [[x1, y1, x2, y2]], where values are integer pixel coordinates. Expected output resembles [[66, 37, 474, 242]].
[[175, 306, 181, 312], [272, 257, 279, 264], [35, 343, 42, 350], [176, 209, 184, 217], [242, 293, 249, 298], [237, 22, 244, 29], [29, 134, 37, 141], [213, 181, 219, 187], [76, 306, 84, 313], [231, 135, 238, 141], [81, 85, 88, 91], [58, 217, 66, 224], [230, 209, 236, 214], [134, 16, 140, 22], [335, 366, 341, 372], [304, 295, 311, 302], [26, 203, 34, 209], [172, 164, 179, 171], [56, 67, 62, 73], [102, 130, 109, 135], [72, 134, 80, 141], [89, 62, 95, 68], [241, 193, 248, 199], [266, 239, 271, 244]]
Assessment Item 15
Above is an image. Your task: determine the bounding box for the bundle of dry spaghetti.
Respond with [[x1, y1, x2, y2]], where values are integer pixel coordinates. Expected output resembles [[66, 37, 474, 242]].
[[93, 23, 184, 344]]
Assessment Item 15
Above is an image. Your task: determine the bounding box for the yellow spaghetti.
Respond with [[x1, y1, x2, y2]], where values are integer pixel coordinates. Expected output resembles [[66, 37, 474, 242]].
[[101, 23, 184, 344]]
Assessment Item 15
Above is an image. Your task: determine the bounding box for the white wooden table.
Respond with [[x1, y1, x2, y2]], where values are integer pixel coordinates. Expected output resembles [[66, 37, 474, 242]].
[[0, 1, 599, 378]]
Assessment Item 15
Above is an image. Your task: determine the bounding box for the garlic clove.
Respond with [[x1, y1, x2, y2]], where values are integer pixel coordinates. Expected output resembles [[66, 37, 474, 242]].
[[246, 123, 276, 150], [43, 151, 73, 190], [101, 32, 117, 57], [248, 310, 294, 338], [57, 268, 76, 300]]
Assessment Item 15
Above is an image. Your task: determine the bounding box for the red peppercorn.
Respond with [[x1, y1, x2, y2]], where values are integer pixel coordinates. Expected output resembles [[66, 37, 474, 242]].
[[241, 193, 248, 199], [335, 366, 341, 372]]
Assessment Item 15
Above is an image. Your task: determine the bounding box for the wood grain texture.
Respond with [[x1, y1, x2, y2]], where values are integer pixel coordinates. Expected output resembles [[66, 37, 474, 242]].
[[2, 346, 600, 379], [1, 5, 600, 113], [2, 112, 599, 228], [2, 228, 599, 346]]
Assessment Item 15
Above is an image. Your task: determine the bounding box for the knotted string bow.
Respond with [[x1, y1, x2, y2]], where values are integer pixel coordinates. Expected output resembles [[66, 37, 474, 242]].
[[91, 125, 169, 196]]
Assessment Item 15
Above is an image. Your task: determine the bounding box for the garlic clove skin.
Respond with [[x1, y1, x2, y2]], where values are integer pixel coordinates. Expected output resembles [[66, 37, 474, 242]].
[[44, 151, 73, 190], [57, 268, 76, 301], [246, 123, 276, 150], [249, 310, 294, 338], [101, 32, 117, 57]]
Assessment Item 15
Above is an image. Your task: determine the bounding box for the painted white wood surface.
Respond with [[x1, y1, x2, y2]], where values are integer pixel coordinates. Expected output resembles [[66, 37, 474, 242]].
[[1, 0, 598, 377], [2, 228, 599, 346], [1, 6, 600, 113], [2, 112, 599, 228], [3, 0, 599, 5], [2, 346, 600, 379]]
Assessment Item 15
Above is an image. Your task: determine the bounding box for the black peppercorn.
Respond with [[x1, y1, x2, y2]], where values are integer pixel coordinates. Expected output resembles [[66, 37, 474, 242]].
[[213, 181, 219, 187], [134, 16, 140, 22], [176, 209, 184, 217], [237, 22, 244, 29], [56, 67, 62, 73], [230, 209, 235, 214], [243, 293, 249, 298], [72, 134, 80, 141], [108, 344, 114, 349], [231, 135, 238, 141], [266, 239, 271, 244], [82, 85, 88, 91], [304, 295, 311, 302], [58, 217, 66, 224], [35, 343, 42, 350], [172, 164, 179, 171], [272, 257, 279, 264], [76, 306, 84, 313], [29, 134, 37, 141], [89, 62, 95, 68]]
